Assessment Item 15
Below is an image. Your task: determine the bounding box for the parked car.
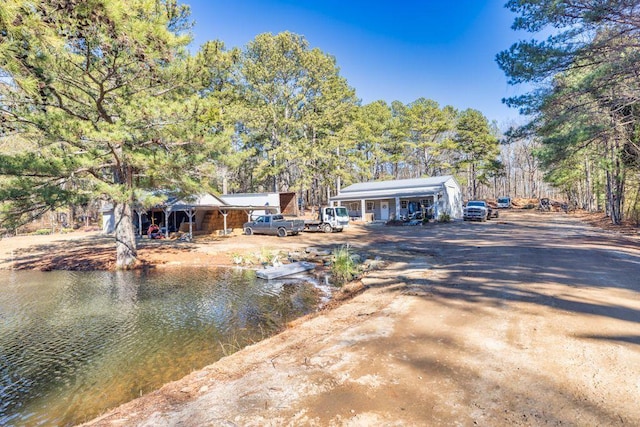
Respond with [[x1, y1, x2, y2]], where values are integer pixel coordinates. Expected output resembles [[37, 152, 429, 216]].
[[243, 214, 305, 237], [463, 200, 498, 221], [497, 197, 511, 209]]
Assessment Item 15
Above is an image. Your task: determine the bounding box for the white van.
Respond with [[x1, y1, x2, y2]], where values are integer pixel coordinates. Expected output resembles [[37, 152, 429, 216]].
[[497, 197, 511, 208]]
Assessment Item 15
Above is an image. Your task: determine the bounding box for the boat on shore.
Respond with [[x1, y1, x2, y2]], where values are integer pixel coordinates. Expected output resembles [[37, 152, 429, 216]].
[[256, 261, 316, 280]]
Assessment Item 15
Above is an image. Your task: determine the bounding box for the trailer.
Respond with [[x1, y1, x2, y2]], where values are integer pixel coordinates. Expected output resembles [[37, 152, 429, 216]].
[[304, 206, 350, 233]]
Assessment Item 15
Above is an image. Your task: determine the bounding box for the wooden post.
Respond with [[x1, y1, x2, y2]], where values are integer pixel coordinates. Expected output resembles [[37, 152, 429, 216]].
[[188, 208, 195, 237], [136, 210, 143, 236], [163, 207, 170, 238], [221, 209, 229, 236]]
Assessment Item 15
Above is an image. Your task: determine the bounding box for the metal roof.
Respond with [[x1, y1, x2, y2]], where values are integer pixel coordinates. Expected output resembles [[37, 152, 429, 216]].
[[331, 186, 443, 201], [169, 194, 279, 212], [332, 176, 455, 201]]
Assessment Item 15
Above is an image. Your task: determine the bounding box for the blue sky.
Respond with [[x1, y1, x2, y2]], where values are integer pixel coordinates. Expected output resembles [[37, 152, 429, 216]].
[[186, 1, 528, 129]]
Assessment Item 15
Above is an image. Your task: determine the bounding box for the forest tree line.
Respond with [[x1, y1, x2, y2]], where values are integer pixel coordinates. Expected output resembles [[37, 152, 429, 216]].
[[190, 32, 508, 206], [497, 0, 640, 224]]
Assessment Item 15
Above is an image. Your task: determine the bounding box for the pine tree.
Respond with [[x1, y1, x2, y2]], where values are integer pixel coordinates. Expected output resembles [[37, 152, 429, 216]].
[[0, 0, 226, 268]]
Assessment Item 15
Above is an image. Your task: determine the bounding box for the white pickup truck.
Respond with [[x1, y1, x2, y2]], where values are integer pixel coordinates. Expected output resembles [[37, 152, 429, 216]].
[[463, 200, 498, 221]]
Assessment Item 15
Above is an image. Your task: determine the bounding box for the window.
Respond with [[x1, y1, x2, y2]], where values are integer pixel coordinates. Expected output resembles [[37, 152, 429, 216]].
[[335, 207, 348, 216], [366, 202, 374, 211], [420, 199, 430, 207], [400, 200, 408, 209]]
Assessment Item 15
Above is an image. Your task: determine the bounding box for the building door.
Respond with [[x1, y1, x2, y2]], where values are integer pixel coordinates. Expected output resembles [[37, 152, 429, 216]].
[[380, 201, 389, 220]]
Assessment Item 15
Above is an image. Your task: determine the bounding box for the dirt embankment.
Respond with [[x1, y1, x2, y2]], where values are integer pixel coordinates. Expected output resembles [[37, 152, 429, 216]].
[[2, 210, 640, 426]]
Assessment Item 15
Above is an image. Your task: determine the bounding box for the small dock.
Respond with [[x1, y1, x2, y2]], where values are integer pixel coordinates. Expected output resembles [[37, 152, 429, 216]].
[[256, 261, 316, 280]]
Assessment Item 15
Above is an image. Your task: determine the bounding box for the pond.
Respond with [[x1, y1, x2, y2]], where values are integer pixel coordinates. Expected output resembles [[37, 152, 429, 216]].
[[0, 268, 327, 426]]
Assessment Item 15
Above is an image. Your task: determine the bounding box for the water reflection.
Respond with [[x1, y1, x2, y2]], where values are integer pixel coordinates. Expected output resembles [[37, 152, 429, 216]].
[[0, 268, 322, 426]]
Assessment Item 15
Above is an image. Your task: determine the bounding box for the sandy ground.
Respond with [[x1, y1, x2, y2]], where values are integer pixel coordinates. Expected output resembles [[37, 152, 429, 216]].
[[2, 210, 640, 426]]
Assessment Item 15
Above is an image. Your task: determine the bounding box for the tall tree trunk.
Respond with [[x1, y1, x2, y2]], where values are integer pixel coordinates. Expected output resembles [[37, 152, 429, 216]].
[[505, 144, 512, 198], [114, 200, 137, 269], [629, 184, 640, 225], [471, 161, 478, 199], [466, 162, 472, 199], [112, 155, 137, 270], [606, 170, 624, 225], [605, 137, 625, 225], [605, 169, 612, 218], [613, 135, 625, 224], [584, 156, 592, 211]]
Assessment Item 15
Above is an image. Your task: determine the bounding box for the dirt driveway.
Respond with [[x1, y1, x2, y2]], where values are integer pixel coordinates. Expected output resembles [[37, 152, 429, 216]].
[[63, 210, 638, 426]]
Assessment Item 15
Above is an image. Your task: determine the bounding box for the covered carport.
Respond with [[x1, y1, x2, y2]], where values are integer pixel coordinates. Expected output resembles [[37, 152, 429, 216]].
[[168, 196, 280, 238], [128, 192, 280, 238]]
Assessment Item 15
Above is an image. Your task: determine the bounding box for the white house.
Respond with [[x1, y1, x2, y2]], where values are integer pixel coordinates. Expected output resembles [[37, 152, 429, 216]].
[[330, 176, 463, 221]]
